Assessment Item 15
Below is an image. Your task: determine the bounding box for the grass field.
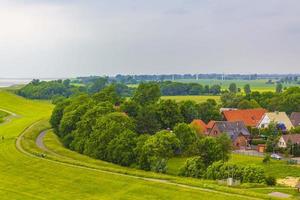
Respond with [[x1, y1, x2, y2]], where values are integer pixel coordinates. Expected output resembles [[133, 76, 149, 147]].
[[0, 91, 274, 200], [128, 79, 300, 93], [161, 95, 221, 103]]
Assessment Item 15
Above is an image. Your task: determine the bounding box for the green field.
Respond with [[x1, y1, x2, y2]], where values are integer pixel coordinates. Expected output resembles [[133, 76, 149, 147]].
[[0, 90, 279, 199], [161, 95, 221, 103]]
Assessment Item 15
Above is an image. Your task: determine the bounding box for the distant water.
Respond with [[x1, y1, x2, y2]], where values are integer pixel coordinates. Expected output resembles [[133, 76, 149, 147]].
[[0, 78, 32, 87]]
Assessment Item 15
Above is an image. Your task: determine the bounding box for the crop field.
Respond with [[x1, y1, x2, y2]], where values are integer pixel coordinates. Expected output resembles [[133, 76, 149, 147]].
[[161, 95, 221, 103], [0, 91, 276, 200]]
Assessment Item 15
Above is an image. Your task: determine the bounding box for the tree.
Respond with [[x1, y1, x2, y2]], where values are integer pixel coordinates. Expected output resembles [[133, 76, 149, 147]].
[[243, 84, 251, 95], [237, 99, 261, 109], [157, 99, 183, 129], [173, 123, 197, 153], [136, 104, 161, 134], [179, 156, 206, 178], [50, 99, 71, 133], [179, 100, 199, 123], [87, 77, 108, 94], [192, 137, 224, 167], [229, 83, 237, 93], [92, 85, 122, 105], [138, 130, 180, 171], [197, 99, 222, 123], [276, 83, 283, 93], [84, 112, 135, 160], [216, 134, 232, 161], [107, 130, 138, 166], [133, 82, 161, 105], [120, 100, 140, 118]]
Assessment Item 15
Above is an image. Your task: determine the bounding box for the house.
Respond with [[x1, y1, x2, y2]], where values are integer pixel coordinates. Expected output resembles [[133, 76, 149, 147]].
[[191, 119, 208, 134], [257, 112, 294, 131], [290, 112, 300, 127], [206, 120, 216, 133], [222, 108, 267, 127], [277, 134, 300, 148], [208, 121, 250, 149]]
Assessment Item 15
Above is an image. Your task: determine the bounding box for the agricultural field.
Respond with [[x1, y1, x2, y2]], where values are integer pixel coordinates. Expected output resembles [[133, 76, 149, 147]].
[[161, 95, 221, 103], [0, 90, 277, 200]]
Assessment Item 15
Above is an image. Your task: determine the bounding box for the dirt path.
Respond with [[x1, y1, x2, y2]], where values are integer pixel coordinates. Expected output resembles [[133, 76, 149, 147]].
[[27, 129, 265, 200]]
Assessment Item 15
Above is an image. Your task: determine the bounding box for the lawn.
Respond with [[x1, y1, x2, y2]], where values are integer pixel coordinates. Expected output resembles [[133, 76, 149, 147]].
[[0, 110, 9, 123], [0, 91, 266, 200], [161, 95, 220, 103]]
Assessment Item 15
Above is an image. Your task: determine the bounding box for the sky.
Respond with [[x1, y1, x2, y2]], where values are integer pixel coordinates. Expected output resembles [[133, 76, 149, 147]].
[[0, 0, 300, 78]]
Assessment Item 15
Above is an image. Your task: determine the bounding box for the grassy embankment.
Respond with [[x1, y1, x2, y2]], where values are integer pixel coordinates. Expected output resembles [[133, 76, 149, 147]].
[[0, 90, 272, 200]]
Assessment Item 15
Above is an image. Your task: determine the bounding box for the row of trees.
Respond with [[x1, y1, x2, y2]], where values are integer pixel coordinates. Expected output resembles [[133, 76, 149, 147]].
[[50, 83, 229, 173], [180, 158, 275, 185], [221, 87, 300, 114]]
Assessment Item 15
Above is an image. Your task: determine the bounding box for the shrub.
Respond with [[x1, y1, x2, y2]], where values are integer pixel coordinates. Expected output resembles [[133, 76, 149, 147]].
[[265, 176, 276, 186], [179, 156, 206, 178], [262, 154, 271, 164]]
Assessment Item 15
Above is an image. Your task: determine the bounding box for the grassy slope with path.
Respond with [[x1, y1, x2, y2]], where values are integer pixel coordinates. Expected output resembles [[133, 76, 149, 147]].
[[0, 91, 269, 200]]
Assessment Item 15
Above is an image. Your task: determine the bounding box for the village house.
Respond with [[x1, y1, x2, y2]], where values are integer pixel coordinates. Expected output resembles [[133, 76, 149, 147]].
[[277, 134, 300, 148], [222, 108, 267, 127], [257, 112, 294, 131], [208, 121, 250, 150], [191, 119, 208, 135], [290, 112, 300, 127]]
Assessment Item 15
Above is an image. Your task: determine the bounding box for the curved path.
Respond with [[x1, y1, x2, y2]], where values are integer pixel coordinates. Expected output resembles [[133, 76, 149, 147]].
[[28, 129, 264, 200]]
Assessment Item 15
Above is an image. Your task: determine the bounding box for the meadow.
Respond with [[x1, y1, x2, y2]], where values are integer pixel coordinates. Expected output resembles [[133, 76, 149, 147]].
[[0, 90, 274, 200]]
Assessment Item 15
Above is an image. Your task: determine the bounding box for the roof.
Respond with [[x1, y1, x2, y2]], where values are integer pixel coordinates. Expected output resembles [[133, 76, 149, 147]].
[[212, 121, 250, 141], [206, 120, 216, 129], [282, 134, 300, 144], [191, 119, 207, 133], [264, 112, 294, 130], [223, 108, 267, 127], [290, 112, 300, 127]]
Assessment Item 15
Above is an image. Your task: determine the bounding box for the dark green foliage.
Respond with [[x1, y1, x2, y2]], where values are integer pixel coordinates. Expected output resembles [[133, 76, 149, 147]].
[[87, 77, 108, 94], [237, 99, 260, 109], [191, 137, 225, 167], [243, 84, 251, 95], [179, 156, 206, 178], [133, 82, 161, 105], [263, 154, 271, 164], [120, 100, 140, 118], [50, 99, 71, 133], [135, 104, 161, 134], [229, 83, 237, 93], [92, 85, 122, 105], [107, 130, 138, 166], [197, 99, 222, 123], [138, 130, 180, 171], [157, 99, 183, 129], [265, 176, 276, 186], [173, 123, 197, 153], [18, 79, 80, 99], [179, 100, 199, 123]]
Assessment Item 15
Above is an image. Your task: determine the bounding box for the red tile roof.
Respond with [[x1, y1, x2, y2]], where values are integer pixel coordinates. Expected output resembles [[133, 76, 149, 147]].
[[223, 108, 267, 127], [191, 119, 207, 133], [206, 120, 216, 129]]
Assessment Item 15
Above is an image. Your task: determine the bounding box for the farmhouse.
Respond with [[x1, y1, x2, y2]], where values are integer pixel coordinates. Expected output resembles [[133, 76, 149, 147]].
[[257, 112, 294, 131], [222, 108, 267, 127], [290, 112, 300, 127], [208, 121, 250, 149], [278, 134, 300, 148]]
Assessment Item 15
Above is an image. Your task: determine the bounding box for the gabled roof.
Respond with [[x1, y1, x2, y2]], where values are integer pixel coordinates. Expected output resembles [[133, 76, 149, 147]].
[[206, 120, 216, 129], [191, 119, 207, 132], [223, 108, 267, 127], [290, 112, 300, 127], [282, 134, 300, 144], [212, 121, 250, 140], [263, 112, 294, 130]]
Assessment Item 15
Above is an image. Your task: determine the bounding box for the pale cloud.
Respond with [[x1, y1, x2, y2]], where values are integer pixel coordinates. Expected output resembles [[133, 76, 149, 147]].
[[0, 0, 299, 78]]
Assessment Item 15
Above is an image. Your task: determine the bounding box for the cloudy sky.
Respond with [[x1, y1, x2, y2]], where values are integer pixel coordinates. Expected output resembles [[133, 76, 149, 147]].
[[0, 0, 300, 78]]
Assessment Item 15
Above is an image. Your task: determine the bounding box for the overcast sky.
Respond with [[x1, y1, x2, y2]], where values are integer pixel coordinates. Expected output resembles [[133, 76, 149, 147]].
[[0, 0, 300, 78]]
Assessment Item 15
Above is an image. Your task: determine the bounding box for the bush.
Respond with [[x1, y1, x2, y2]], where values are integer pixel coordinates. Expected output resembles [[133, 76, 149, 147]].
[[262, 154, 271, 164], [179, 156, 206, 178], [265, 176, 276, 186]]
